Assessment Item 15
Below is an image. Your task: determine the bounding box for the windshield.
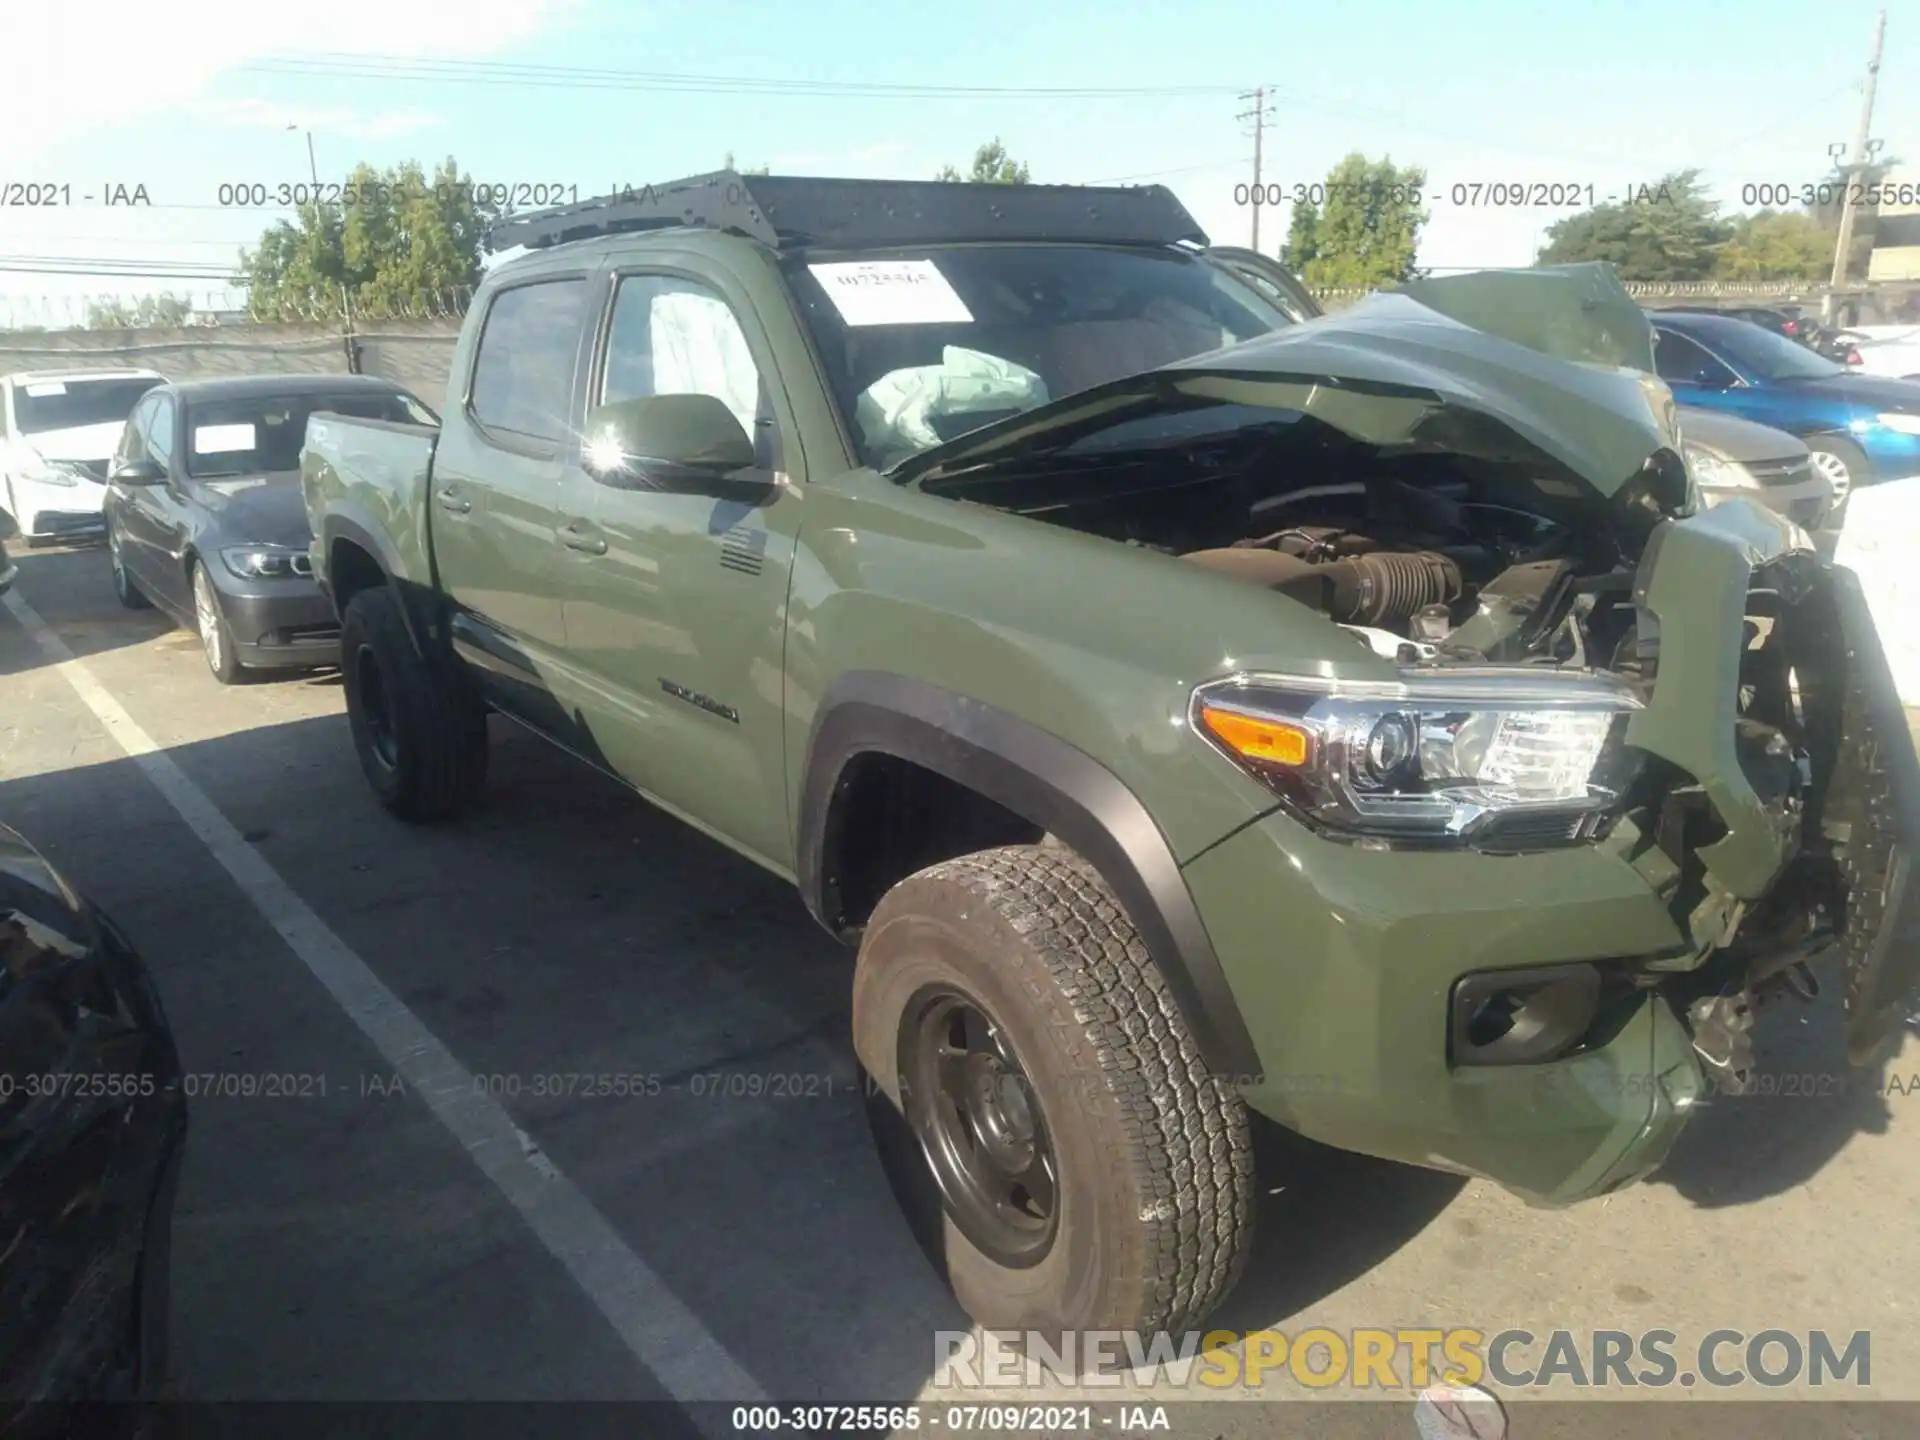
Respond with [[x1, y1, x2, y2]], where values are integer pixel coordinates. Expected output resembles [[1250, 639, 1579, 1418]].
[[11, 376, 162, 436], [781, 244, 1288, 470], [1699, 319, 1847, 381], [185, 389, 437, 478]]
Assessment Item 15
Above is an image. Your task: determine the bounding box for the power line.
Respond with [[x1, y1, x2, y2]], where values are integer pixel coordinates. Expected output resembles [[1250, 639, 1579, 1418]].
[[0, 257, 243, 279], [244, 53, 1240, 99]]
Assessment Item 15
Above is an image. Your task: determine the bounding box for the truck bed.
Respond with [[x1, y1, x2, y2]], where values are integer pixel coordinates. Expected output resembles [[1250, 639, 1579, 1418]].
[[301, 412, 440, 593]]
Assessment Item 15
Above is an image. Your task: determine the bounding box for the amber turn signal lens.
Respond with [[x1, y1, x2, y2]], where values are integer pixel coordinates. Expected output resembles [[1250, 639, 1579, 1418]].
[[1198, 703, 1311, 767]]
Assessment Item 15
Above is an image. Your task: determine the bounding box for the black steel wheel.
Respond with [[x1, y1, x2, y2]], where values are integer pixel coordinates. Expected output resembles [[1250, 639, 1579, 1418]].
[[898, 985, 1059, 1268]]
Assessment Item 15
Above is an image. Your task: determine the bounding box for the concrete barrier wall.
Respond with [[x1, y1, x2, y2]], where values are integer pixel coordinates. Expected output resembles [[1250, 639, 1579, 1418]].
[[0, 318, 462, 409]]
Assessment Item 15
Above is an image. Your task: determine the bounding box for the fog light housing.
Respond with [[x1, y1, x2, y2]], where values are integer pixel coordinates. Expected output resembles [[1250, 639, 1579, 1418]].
[[1450, 964, 1602, 1066]]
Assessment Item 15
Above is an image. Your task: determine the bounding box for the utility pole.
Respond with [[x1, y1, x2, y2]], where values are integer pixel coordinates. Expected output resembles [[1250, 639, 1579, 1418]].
[[1236, 87, 1275, 251], [286, 123, 319, 188], [1825, 7, 1887, 323]]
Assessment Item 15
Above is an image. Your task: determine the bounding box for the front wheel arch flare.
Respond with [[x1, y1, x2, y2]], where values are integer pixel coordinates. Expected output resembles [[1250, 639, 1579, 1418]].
[[796, 671, 1263, 1082]]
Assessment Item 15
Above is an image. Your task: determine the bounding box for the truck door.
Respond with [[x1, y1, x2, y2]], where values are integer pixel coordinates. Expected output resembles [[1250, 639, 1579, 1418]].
[[430, 272, 590, 709], [551, 261, 804, 871]]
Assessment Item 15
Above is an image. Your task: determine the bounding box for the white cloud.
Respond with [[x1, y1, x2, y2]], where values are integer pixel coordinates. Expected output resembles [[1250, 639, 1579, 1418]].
[[8, 0, 583, 159]]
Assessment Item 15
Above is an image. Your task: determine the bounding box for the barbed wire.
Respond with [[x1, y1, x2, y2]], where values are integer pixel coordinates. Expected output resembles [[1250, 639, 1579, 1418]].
[[0, 287, 477, 333]]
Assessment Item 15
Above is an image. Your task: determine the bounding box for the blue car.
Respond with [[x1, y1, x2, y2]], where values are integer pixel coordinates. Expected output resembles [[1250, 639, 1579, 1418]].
[[1649, 309, 1920, 509]]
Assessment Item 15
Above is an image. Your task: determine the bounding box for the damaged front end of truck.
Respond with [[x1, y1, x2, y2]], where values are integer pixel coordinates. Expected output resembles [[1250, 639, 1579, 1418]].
[[1621, 498, 1920, 1081], [903, 262, 1920, 1084]]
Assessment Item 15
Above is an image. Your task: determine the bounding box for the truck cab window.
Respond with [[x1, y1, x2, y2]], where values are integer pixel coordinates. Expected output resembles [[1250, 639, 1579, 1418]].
[[469, 278, 587, 444], [602, 274, 768, 448]]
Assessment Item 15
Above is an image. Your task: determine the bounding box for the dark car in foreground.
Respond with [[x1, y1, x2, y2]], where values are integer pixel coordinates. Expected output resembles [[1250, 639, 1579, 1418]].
[[1649, 309, 1920, 511], [1, 824, 186, 1434], [104, 374, 438, 684], [303, 175, 1920, 1336], [1678, 406, 1833, 530]]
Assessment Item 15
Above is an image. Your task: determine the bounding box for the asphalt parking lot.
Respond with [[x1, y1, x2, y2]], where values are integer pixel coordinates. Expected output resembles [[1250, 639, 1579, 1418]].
[[3, 537, 1918, 1436]]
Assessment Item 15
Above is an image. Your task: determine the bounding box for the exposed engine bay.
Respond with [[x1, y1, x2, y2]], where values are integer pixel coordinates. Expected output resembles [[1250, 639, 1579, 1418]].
[[944, 444, 1651, 673]]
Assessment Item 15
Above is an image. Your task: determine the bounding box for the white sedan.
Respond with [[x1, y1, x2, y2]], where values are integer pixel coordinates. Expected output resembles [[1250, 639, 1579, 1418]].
[[1, 368, 165, 544], [1835, 325, 1920, 381]]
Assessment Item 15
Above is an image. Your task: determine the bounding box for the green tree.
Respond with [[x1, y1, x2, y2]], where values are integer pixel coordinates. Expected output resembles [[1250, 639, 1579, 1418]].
[[241, 156, 499, 320], [1713, 209, 1835, 280], [1537, 169, 1731, 280], [1280, 195, 1320, 274], [1281, 153, 1427, 287], [86, 293, 196, 329], [935, 139, 1031, 184]]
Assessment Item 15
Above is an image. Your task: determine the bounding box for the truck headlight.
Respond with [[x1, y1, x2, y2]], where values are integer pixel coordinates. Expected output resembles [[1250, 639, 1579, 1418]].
[[221, 545, 311, 579], [1875, 412, 1920, 435], [1192, 669, 1645, 849]]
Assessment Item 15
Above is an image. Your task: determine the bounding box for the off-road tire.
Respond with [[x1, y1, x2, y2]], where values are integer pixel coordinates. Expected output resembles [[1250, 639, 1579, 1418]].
[[1835, 665, 1916, 1065], [340, 586, 488, 822], [853, 843, 1256, 1336], [107, 517, 152, 610]]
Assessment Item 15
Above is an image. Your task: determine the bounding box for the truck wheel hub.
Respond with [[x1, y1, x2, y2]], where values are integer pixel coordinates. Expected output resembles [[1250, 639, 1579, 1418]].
[[900, 987, 1058, 1267]]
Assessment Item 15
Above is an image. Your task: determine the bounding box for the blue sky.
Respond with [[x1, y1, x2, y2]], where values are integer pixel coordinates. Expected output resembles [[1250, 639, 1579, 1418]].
[[4, 0, 1910, 321]]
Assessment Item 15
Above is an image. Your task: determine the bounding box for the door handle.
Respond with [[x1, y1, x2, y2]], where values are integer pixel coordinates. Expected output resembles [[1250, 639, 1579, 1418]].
[[436, 486, 472, 515], [560, 521, 607, 556]]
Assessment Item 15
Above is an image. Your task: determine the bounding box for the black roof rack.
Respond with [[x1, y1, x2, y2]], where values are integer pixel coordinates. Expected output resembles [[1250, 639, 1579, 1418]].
[[484, 170, 1209, 255]]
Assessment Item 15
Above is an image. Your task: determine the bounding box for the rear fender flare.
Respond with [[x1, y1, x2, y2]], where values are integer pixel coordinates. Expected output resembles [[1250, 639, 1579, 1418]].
[[320, 513, 438, 660], [796, 671, 1263, 1080]]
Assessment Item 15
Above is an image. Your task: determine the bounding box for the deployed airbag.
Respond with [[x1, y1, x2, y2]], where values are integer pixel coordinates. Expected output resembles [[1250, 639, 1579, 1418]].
[[857, 346, 1049, 464]]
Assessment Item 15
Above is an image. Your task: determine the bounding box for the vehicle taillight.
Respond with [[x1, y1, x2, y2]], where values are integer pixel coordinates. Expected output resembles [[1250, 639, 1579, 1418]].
[[1847, 349, 1863, 366], [1784, 319, 1801, 335]]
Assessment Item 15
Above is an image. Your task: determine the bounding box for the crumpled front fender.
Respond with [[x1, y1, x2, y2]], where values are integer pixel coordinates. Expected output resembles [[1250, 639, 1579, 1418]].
[[1626, 498, 1817, 900]]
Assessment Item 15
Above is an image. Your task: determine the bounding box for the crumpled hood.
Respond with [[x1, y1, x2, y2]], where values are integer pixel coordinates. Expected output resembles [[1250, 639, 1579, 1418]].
[[195, 470, 311, 549], [904, 262, 1681, 500]]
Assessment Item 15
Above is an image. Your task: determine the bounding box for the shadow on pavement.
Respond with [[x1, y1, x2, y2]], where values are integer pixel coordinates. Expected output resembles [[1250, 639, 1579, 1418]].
[[0, 672, 1487, 1408]]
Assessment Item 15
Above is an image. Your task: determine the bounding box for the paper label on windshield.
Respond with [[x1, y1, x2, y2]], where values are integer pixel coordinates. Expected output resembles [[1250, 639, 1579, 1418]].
[[193, 424, 256, 454], [807, 260, 973, 327], [22, 382, 66, 397]]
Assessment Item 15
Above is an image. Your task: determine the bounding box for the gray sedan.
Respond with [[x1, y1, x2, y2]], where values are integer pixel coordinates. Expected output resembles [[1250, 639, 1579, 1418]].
[[1678, 404, 1835, 531], [103, 374, 437, 683]]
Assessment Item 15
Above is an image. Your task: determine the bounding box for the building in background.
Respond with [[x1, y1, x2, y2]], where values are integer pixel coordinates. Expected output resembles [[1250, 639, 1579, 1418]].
[[1868, 166, 1920, 283]]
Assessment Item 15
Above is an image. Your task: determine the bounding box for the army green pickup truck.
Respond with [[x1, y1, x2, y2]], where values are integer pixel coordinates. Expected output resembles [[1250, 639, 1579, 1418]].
[[303, 173, 1919, 1335]]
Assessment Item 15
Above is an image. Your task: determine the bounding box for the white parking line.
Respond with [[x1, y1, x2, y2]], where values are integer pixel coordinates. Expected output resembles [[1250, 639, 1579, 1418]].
[[1, 587, 768, 1409]]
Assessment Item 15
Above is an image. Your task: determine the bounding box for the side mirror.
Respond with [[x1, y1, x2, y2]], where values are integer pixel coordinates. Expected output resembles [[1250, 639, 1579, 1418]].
[[581, 394, 759, 493], [110, 458, 167, 485]]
